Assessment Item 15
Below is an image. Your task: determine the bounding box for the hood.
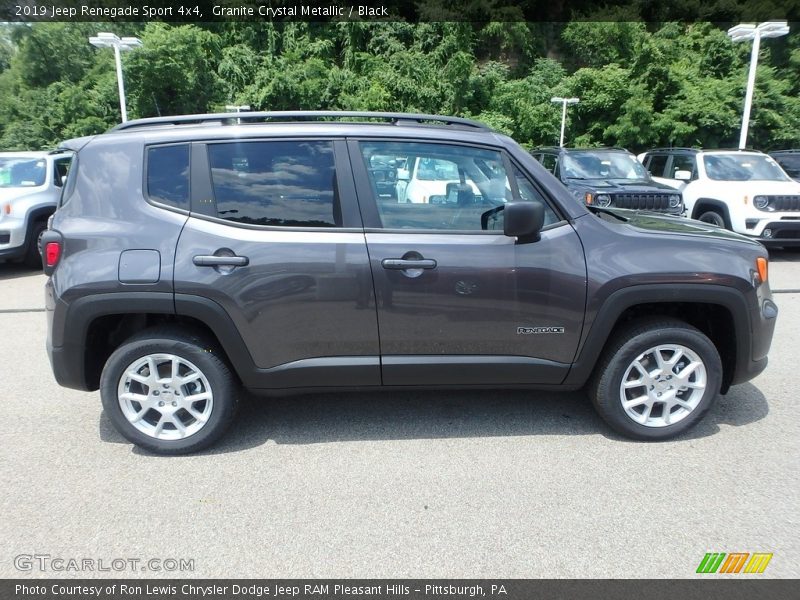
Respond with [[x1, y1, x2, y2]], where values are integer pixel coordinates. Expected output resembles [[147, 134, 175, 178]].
[[566, 178, 677, 193], [698, 178, 800, 196], [589, 207, 762, 246], [0, 187, 43, 203]]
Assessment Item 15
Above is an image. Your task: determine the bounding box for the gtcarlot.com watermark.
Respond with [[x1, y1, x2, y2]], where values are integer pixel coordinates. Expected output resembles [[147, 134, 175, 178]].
[[14, 554, 194, 573]]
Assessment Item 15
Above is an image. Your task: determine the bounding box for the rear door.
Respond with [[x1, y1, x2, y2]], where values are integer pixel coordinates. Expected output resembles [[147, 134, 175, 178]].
[[349, 139, 587, 386], [172, 138, 380, 389]]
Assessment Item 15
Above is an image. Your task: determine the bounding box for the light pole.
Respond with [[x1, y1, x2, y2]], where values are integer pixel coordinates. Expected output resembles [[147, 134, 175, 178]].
[[225, 104, 251, 124], [727, 21, 789, 149], [89, 32, 143, 123], [551, 97, 579, 147]]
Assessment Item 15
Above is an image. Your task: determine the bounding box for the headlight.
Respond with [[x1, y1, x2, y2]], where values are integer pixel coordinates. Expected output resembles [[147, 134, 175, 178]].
[[595, 194, 612, 207], [669, 195, 682, 208], [754, 195, 770, 210]]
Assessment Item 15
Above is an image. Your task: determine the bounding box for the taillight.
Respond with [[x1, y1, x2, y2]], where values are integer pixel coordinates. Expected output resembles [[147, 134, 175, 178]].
[[45, 241, 61, 268]]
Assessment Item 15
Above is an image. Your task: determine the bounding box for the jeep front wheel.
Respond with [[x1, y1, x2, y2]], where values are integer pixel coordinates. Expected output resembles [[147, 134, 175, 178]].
[[589, 319, 722, 440], [697, 210, 726, 228], [100, 330, 238, 454]]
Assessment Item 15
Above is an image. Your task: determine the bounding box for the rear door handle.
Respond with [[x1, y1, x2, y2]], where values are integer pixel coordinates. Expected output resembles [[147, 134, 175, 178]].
[[381, 258, 437, 270], [193, 255, 249, 267]]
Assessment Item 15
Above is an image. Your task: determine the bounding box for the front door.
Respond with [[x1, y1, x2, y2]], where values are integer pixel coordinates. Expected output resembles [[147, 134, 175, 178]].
[[349, 139, 587, 386]]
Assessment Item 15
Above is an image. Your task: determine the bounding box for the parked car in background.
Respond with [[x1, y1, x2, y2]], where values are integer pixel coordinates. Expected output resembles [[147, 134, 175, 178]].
[[43, 111, 775, 454], [640, 148, 800, 248], [0, 150, 72, 267], [531, 147, 684, 215], [769, 150, 800, 182]]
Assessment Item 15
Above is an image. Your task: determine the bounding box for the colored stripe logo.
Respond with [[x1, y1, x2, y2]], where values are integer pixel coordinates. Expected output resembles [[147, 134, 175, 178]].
[[697, 553, 773, 574]]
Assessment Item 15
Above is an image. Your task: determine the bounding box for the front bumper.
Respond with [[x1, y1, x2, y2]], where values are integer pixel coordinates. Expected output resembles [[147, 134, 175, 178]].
[[0, 217, 28, 259], [743, 218, 800, 246]]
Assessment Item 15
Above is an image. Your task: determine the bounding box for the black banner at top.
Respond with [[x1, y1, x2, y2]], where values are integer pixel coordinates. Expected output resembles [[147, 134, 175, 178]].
[[1, 0, 800, 23]]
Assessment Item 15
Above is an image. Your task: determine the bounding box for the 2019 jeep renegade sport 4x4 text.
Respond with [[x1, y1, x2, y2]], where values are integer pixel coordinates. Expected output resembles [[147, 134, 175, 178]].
[[43, 112, 777, 454]]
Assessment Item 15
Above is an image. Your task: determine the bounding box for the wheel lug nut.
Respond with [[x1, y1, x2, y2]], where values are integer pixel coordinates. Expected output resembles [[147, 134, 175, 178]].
[[158, 401, 165, 407], [172, 401, 177, 406], [153, 390, 160, 396], [163, 383, 170, 389]]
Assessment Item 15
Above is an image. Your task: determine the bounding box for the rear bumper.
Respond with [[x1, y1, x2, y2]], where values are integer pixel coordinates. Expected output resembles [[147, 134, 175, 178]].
[[46, 340, 90, 391]]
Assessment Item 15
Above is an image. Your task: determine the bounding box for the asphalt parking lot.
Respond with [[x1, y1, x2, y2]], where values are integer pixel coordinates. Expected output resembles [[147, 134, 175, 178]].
[[1, 251, 798, 579]]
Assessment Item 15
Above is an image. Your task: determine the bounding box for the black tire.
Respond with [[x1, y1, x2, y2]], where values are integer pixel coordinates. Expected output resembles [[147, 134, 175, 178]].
[[697, 210, 726, 229], [100, 328, 239, 454], [588, 318, 722, 440], [23, 221, 47, 269]]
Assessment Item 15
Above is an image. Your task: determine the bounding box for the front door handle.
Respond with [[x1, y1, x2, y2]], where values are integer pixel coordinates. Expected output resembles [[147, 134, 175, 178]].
[[193, 255, 249, 267], [381, 258, 437, 270]]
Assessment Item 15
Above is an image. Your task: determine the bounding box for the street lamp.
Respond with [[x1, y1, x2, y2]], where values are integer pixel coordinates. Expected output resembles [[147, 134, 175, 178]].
[[225, 104, 251, 124], [550, 97, 580, 147], [89, 32, 143, 123], [727, 21, 789, 149]]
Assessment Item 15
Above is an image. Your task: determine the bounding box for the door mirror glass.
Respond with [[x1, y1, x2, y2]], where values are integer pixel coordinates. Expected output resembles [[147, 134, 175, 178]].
[[504, 201, 545, 241], [674, 170, 692, 181]]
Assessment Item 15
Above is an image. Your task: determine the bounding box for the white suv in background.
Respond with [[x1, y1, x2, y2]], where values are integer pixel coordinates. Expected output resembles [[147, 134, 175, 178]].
[[639, 148, 800, 248], [0, 150, 72, 267]]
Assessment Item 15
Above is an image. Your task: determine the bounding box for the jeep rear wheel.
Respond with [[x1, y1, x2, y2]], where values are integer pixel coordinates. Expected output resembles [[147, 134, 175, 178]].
[[100, 329, 238, 454], [697, 210, 726, 228], [588, 319, 722, 440]]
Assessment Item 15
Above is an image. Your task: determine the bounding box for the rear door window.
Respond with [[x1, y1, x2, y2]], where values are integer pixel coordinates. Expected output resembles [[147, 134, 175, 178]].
[[207, 141, 340, 228]]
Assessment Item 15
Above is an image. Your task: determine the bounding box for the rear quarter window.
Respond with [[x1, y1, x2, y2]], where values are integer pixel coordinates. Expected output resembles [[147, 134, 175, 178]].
[[146, 144, 190, 211]]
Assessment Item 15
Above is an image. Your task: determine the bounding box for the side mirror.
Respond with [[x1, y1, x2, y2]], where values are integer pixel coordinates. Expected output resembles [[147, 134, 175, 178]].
[[397, 168, 410, 181], [504, 201, 545, 243], [674, 170, 692, 181]]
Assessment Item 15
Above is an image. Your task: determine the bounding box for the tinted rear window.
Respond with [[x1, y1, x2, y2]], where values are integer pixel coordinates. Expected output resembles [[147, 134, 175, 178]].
[[208, 141, 339, 228]]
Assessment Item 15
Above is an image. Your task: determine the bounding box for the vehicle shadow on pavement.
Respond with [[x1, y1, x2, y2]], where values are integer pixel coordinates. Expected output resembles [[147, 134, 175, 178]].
[[99, 382, 769, 455], [0, 263, 41, 281]]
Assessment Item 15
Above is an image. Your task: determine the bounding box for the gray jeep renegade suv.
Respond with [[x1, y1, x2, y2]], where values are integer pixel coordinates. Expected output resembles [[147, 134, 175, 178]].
[[43, 111, 777, 454]]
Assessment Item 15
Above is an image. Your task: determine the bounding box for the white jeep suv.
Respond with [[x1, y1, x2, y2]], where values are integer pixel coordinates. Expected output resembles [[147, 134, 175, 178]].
[[0, 150, 73, 267], [639, 148, 800, 248]]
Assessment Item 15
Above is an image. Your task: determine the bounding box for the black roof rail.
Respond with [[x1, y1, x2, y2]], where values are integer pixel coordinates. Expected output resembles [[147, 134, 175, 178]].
[[644, 147, 700, 153], [532, 146, 629, 152], [111, 111, 493, 132]]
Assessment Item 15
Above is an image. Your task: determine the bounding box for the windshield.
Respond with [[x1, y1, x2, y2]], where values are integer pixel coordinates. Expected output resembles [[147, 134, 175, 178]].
[[703, 154, 790, 182], [0, 157, 47, 188], [771, 154, 800, 179], [561, 151, 649, 181]]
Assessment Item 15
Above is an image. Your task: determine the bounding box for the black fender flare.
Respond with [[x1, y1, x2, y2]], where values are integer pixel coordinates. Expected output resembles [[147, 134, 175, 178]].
[[54, 292, 257, 390], [691, 198, 732, 229], [563, 283, 752, 389]]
